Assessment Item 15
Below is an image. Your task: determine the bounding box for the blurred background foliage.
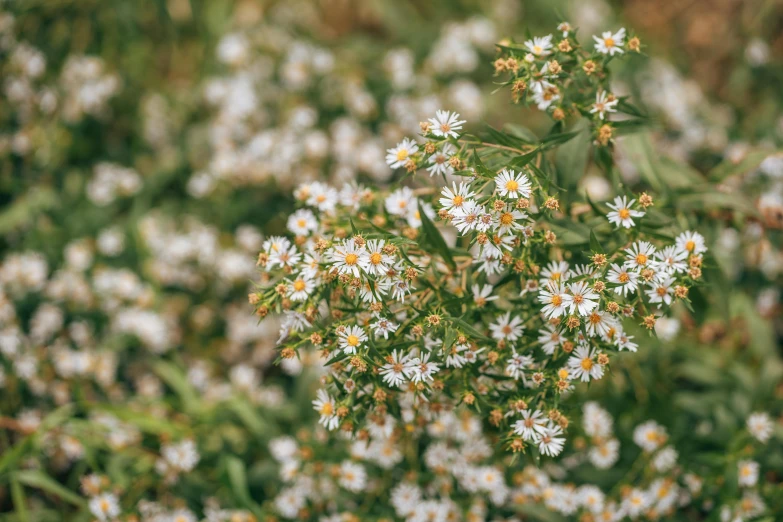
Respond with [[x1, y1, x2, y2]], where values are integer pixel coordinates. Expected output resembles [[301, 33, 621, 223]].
[[0, 0, 782, 520]]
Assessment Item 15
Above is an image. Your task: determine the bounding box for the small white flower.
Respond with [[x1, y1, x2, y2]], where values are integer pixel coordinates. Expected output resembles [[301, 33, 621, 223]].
[[364, 239, 394, 276], [337, 325, 368, 355], [371, 316, 398, 340], [385, 186, 415, 217], [567, 345, 604, 382], [534, 422, 565, 456], [738, 460, 759, 487], [565, 281, 599, 316], [89, 493, 120, 521], [286, 208, 318, 236], [288, 276, 315, 301], [593, 28, 626, 56], [426, 143, 457, 177], [427, 110, 466, 139], [590, 91, 619, 120], [312, 389, 339, 430], [633, 420, 667, 452], [495, 169, 532, 199], [675, 230, 707, 256], [624, 240, 656, 271], [524, 35, 554, 56], [646, 276, 676, 308], [607, 263, 639, 296], [747, 412, 774, 443], [386, 137, 419, 168], [513, 409, 547, 441], [505, 350, 533, 380], [489, 311, 525, 341], [379, 349, 416, 388], [439, 182, 475, 212], [606, 196, 644, 228], [472, 284, 499, 307], [410, 352, 440, 383], [538, 282, 569, 319], [328, 238, 368, 277]]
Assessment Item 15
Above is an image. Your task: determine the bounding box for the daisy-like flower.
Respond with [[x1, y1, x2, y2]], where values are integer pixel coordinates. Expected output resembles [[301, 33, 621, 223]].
[[489, 311, 525, 341], [524, 34, 554, 57], [513, 409, 547, 441], [410, 352, 440, 383], [493, 205, 528, 235], [427, 110, 466, 139], [633, 420, 667, 452], [299, 251, 322, 279], [359, 278, 392, 303], [593, 28, 626, 56], [472, 284, 498, 307], [263, 235, 290, 254], [622, 488, 651, 518], [385, 186, 415, 217], [675, 230, 707, 256], [540, 260, 571, 286], [646, 276, 675, 307], [379, 349, 416, 388], [589, 438, 620, 469], [386, 137, 418, 168], [538, 282, 570, 319], [307, 182, 339, 213], [565, 281, 599, 316], [495, 169, 532, 199], [567, 345, 604, 382], [538, 324, 565, 355], [364, 239, 394, 276], [533, 85, 561, 111], [339, 461, 367, 492], [452, 199, 482, 235], [406, 200, 435, 229], [372, 316, 398, 340], [328, 238, 368, 277], [557, 22, 572, 37], [616, 332, 638, 352], [439, 182, 475, 212], [89, 493, 121, 522], [482, 232, 515, 258], [337, 325, 368, 355], [426, 143, 456, 177], [606, 196, 645, 228], [286, 208, 318, 236], [585, 310, 616, 338], [312, 389, 339, 430], [653, 245, 688, 274], [579, 486, 605, 514], [505, 350, 533, 380], [391, 278, 413, 302], [607, 263, 639, 296], [288, 276, 316, 301], [268, 242, 302, 270], [747, 412, 774, 443], [590, 91, 619, 120], [624, 241, 656, 271], [738, 460, 759, 487], [534, 422, 565, 456]]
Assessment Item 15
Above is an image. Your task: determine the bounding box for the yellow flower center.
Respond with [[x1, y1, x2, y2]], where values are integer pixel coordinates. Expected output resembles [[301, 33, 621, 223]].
[[604, 37, 615, 48], [500, 212, 514, 225], [293, 279, 306, 292], [558, 368, 569, 379], [440, 123, 451, 134], [635, 253, 648, 265], [452, 195, 464, 206], [685, 240, 695, 252], [619, 272, 629, 283], [396, 149, 409, 161], [100, 500, 110, 512], [589, 312, 601, 324], [344, 253, 358, 265], [618, 208, 630, 219], [551, 295, 562, 306], [370, 252, 382, 265], [505, 180, 519, 191], [573, 295, 584, 304], [398, 200, 407, 209], [533, 45, 542, 54], [346, 334, 360, 347], [316, 194, 326, 203], [320, 403, 333, 416], [657, 287, 667, 296]]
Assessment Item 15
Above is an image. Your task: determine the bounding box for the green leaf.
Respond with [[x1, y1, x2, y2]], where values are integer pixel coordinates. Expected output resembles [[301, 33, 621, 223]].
[[225, 456, 263, 517], [152, 360, 200, 414], [555, 118, 590, 190], [14, 470, 86, 507], [589, 230, 604, 254], [226, 399, 271, 436], [417, 199, 456, 270]]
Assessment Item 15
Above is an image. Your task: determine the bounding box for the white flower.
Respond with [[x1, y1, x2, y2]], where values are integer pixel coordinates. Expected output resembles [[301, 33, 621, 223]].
[[391, 278, 413, 302], [489, 311, 525, 341], [589, 438, 620, 469], [327, 238, 368, 277], [652, 446, 678, 472], [607, 263, 639, 296], [505, 350, 533, 380], [590, 91, 619, 120], [288, 276, 315, 301], [286, 208, 318, 236], [452, 199, 482, 234], [624, 240, 656, 271], [439, 182, 475, 212], [337, 325, 367, 355], [495, 169, 531, 199], [538, 282, 569, 319], [616, 332, 638, 352], [427, 110, 466, 139], [372, 316, 398, 340], [633, 420, 667, 452], [675, 230, 707, 256], [565, 281, 599, 316], [540, 260, 571, 286], [593, 28, 626, 56], [493, 205, 528, 235], [426, 143, 456, 177], [513, 409, 547, 441], [579, 485, 605, 514], [385, 186, 415, 216], [306, 182, 339, 212], [738, 460, 759, 487], [537, 324, 565, 355], [567, 345, 604, 382], [606, 196, 644, 228], [653, 246, 688, 274], [646, 276, 676, 307], [405, 200, 435, 229], [379, 349, 416, 388], [364, 239, 394, 276], [585, 310, 616, 338], [622, 488, 651, 518], [339, 461, 367, 492], [312, 389, 339, 430], [410, 352, 439, 383], [524, 35, 554, 56], [386, 137, 418, 168], [390, 483, 422, 517], [747, 412, 774, 443], [534, 422, 565, 456], [472, 284, 498, 307], [89, 493, 120, 521]]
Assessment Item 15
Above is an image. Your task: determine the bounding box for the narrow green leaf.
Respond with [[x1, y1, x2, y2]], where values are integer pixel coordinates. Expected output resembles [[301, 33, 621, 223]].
[[417, 199, 456, 270], [14, 470, 86, 507], [589, 230, 604, 254]]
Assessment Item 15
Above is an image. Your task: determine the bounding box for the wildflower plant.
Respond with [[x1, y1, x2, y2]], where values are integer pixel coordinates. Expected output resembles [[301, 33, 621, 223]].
[[252, 25, 709, 460]]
